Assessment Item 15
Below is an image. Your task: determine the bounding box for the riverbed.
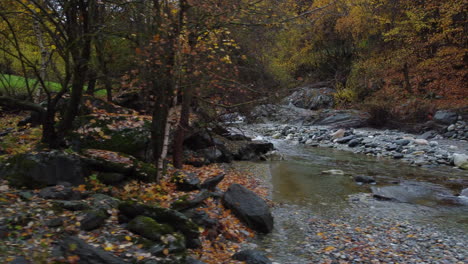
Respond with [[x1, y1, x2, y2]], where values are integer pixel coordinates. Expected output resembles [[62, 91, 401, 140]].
[[231, 138, 468, 263]]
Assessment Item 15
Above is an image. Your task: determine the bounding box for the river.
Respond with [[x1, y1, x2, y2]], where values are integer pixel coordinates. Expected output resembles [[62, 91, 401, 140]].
[[233, 139, 468, 263]]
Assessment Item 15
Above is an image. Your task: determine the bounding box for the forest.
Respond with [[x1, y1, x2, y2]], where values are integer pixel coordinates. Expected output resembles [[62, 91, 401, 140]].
[[0, 0, 467, 264]]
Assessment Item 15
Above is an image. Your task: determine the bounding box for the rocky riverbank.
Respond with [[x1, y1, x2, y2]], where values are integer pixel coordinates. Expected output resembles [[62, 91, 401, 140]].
[[243, 123, 468, 171]]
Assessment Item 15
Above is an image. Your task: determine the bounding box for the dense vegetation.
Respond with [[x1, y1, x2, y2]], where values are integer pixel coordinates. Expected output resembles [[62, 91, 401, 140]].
[[0, 0, 466, 172]]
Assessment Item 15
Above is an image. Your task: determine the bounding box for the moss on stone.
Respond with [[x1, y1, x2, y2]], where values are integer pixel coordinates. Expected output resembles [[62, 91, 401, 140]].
[[2, 154, 45, 188], [128, 216, 174, 242]]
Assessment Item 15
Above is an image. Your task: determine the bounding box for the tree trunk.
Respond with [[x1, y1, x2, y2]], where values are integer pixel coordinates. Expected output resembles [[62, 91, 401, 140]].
[[173, 85, 192, 168], [32, 19, 49, 102], [151, 84, 171, 182], [86, 71, 97, 95], [403, 62, 412, 93]]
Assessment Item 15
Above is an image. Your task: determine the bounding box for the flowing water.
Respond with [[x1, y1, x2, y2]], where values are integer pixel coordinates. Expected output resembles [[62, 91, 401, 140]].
[[238, 140, 468, 263]]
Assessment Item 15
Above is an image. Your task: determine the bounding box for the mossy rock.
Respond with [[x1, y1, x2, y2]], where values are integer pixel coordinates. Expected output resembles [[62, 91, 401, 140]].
[[128, 216, 174, 242], [119, 201, 200, 248], [73, 115, 152, 162], [460, 162, 468, 170], [0, 151, 88, 189]]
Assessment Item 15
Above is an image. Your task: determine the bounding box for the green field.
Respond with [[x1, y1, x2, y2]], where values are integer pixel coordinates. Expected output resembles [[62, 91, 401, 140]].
[[0, 74, 106, 97]]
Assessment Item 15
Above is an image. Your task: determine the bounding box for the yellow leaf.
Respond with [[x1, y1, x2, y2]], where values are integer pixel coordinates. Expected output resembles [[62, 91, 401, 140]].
[[125, 236, 132, 241], [162, 248, 169, 255], [104, 245, 114, 251], [324, 246, 336, 252]]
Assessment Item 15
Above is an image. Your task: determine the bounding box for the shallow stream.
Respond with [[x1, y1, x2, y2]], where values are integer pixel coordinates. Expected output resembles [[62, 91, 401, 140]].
[[237, 140, 468, 263]]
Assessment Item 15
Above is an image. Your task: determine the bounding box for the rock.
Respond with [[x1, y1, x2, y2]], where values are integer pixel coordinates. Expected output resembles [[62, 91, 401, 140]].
[[418, 131, 435, 140], [348, 138, 362, 147], [45, 217, 65, 228], [335, 135, 355, 144], [184, 132, 216, 151], [0, 151, 88, 189], [172, 190, 214, 211], [321, 169, 344, 175], [460, 188, 468, 197], [371, 181, 454, 204], [118, 202, 200, 248], [225, 134, 251, 141], [75, 115, 153, 162], [433, 110, 458, 125], [272, 133, 282, 139], [128, 216, 174, 242], [235, 141, 274, 161], [460, 162, 468, 170], [330, 129, 345, 139], [97, 172, 126, 185], [18, 191, 34, 200], [172, 171, 201, 192], [393, 153, 404, 159], [414, 139, 429, 145], [58, 236, 130, 264], [395, 139, 411, 146], [183, 210, 218, 228], [39, 185, 82, 200], [453, 153, 468, 167], [198, 147, 224, 163], [222, 184, 273, 233], [354, 175, 376, 184], [285, 86, 335, 110], [9, 256, 30, 264], [91, 194, 120, 211], [232, 250, 272, 264], [148, 233, 186, 256], [54, 200, 90, 211], [314, 110, 368, 128], [80, 209, 109, 231], [200, 174, 225, 191], [447, 124, 456, 131]]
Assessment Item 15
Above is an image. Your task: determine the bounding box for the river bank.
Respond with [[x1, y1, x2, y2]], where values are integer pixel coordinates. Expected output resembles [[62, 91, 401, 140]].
[[239, 123, 468, 172]]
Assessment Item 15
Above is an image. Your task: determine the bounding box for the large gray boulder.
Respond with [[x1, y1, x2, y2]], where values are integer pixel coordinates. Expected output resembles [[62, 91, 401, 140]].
[[222, 184, 273, 233], [285, 86, 335, 110], [0, 151, 88, 188], [433, 110, 458, 125]]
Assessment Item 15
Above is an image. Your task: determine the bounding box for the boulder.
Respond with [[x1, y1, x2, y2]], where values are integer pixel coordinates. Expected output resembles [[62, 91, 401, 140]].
[[54, 200, 90, 211], [172, 171, 201, 192], [335, 135, 355, 144], [371, 181, 454, 204], [97, 172, 126, 186], [0, 151, 88, 188], [39, 186, 83, 200], [118, 202, 200, 248], [433, 110, 458, 125], [235, 141, 274, 161], [80, 209, 110, 231], [184, 132, 216, 151], [128, 216, 174, 242], [58, 236, 130, 264], [330, 129, 345, 139], [222, 184, 273, 233], [200, 174, 225, 191], [314, 110, 368, 128], [171, 190, 214, 211], [91, 194, 121, 211], [45, 217, 65, 228], [232, 249, 272, 264], [74, 115, 153, 162], [453, 153, 468, 167], [284, 85, 334, 110]]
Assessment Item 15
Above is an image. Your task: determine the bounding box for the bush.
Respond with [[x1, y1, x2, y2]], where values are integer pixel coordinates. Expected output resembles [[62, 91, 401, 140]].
[[364, 102, 393, 128]]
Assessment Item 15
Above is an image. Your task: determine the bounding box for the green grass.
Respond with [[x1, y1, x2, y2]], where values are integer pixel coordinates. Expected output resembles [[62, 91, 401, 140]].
[[0, 74, 106, 97]]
